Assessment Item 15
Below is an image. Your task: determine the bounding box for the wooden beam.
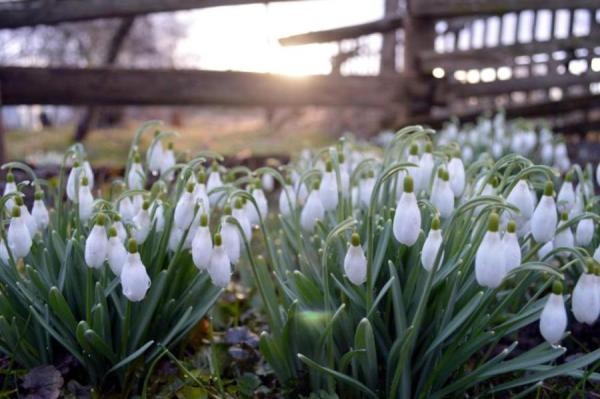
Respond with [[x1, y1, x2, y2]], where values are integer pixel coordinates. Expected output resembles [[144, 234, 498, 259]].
[[411, 0, 600, 18], [420, 32, 600, 71], [450, 71, 600, 98], [0, 0, 318, 29], [279, 14, 403, 46], [0, 66, 401, 107]]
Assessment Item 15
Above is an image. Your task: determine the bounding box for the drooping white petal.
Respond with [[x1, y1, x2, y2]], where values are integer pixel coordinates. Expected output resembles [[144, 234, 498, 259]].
[[78, 184, 94, 222], [233, 207, 252, 240], [319, 171, 338, 211], [475, 231, 506, 288], [31, 199, 49, 230], [531, 196, 558, 243], [83, 161, 94, 189], [121, 252, 151, 302], [417, 152, 434, 194], [421, 229, 443, 272], [3, 181, 16, 211], [392, 192, 421, 246], [430, 178, 454, 218], [208, 244, 231, 288], [279, 185, 294, 217], [221, 221, 241, 264], [66, 165, 82, 201], [506, 180, 534, 220], [262, 173, 275, 192], [300, 190, 325, 232], [147, 140, 164, 175], [174, 191, 195, 230], [539, 293, 567, 345], [538, 241, 554, 260], [118, 197, 135, 222], [133, 209, 151, 244], [85, 225, 108, 269], [0, 239, 9, 264], [553, 220, 574, 253], [344, 245, 367, 285], [503, 231, 521, 273], [359, 177, 375, 208], [448, 157, 465, 197], [556, 181, 575, 213], [572, 273, 600, 325], [207, 171, 223, 206], [253, 188, 269, 220], [107, 236, 127, 276], [160, 149, 176, 181], [192, 226, 212, 270], [20, 204, 37, 237], [8, 214, 32, 259], [127, 162, 145, 190]]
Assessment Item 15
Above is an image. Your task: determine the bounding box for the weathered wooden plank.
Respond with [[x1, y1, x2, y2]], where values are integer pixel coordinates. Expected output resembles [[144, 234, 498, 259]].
[[0, 66, 402, 107], [0, 0, 320, 29], [279, 13, 404, 46]]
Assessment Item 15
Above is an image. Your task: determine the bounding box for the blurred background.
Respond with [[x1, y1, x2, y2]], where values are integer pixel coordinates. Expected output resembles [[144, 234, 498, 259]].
[[2, 0, 600, 166]]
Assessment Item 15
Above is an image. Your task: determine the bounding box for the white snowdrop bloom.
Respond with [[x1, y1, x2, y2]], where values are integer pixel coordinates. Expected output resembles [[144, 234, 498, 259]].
[[554, 142, 568, 160], [279, 179, 294, 217], [31, 191, 49, 231], [252, 184, 269, 220], [475, 213, 506, 288], [3, 171, 16, 211], [233, 199, 252, 240], [127, 153, 145, 190], [351, 185, 360, 207], [569, 189, 584, 220], [107, 226, 127, 276], [207, 163, 224, 206], [146, 136, 164, 176], [84, 214, 108, 269], [160, 142, 176, 181], [503, 220, 521, 273], [531, 181, 558, 243], [541, 143, 554, 165], [540, 282, 567, 345], [575, 218, 594, 247], [193, 171, 210, 214], [359, 170, 376, 208], [168, 226, 188, 252], [319, 161, 338, 211], [406, 144, 421, 193], [597, 162, 600, 187], [553, 212, 574, 254], [118, 196, 136, 222], [113, 215, 127, 242], [556, 173, 575, 213], [152, 200, 165, 233], [132, 201, 151, 244], [506, 180, 535, 220], [243, 193, 259, 225], [572, 262, 600, 325], [338, 153, 351, 197], [393, 176, 421, 246], [220, 208, 241, 264], [262, 172, 275, 192], [174, 183, 196, 230], [430, 168, 454, 218], [7, 207, 32, 259], [417, 142, 434, 194], [594, 244, 600, 263], [462, 146, 474, 163], [14, 196, 37, 237], [538, 241, 554, 260], [516, 216, 531, 238], [301, 182, 325, 232], [120, 239, 151, 302], [421, 217, 443, 272], [448, 156, 465, 198], [66, 161, 83, 202], [0, 238, 9, 264], [78, 176, 94, 223], [208, 234, 231, 288], [192, 213, 212, 271], [81, 159, 94, 189], [344, 233, 367, 285]]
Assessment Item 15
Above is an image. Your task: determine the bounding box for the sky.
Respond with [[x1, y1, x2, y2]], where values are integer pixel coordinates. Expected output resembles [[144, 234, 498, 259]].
[[173, 0, 383, 76]]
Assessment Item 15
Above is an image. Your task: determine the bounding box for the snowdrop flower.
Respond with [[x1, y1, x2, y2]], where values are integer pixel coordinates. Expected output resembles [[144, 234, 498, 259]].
[[220, 207, 241, 264], [575, 215, 594, 247], [127, 152, 145, 190], [82, 158, 94, 190], [208, 233, 231, 288], [553, 212, 574, 254], [301, 181, 325, 232], [448, 154, 465, 198], [359, 170, 375, 208], [406, 144, 420, 192], [78, 176, 94, 223], [84, 213, 108, 269], [503, 220, 521, 273], [146, 133, 164, 176], [207, 162, 224, 207], [168, 226, 187, 252], [252, 180, 269, 221], [531, 181, 558, 243], [506, 180, 534, 220], [66, 161, 82, 202], [262, 172, 275, 192], [279, 176, 294, 217], [15, 196, 37, 237], [193, 170, 210, 215], [0, 238, 8, 264], [393, 175, 421, 246], [120, 239, 151, 302], [430, 168, 454, 218], [233, 198, 252, 240], [319, 160, 338, 211], [31, 190, 49, 231], [160, 142, 176, 181], [540, 281, 567, 345], [417, 142, 434, 194], [556, 172, 575, 213], [538, 241, 554, 260], [132, 201, 151, 244], [192, 213, 212, 270], [344, 232, 367, 285], [3, 171, 16, 211], [571, 260, 600, 325], [541, 142, 554, 165], [421, 216, 443, 272], [118, 196, 136, 222], [338, 152, 350, 197], [107, 226, 127, 276], [174, 183, 196, 230], [7, 206, 32, 259], [475, 212, 506, 288], [554, 142, 568, 160], [112, 214, 127, 242]]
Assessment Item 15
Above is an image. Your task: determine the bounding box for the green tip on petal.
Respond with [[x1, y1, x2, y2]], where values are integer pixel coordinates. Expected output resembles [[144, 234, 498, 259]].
[[424, 142, 433, 153], [127, 238, 138, 253], [552, 280, 563, 295], [73, 161, 80, 168], [34, 191, 43, 200], [200, 213, 209, 226], [186, 182, 195, 193], [409, 144, 419, 156], [11, 206, 20, 218], [211, 161, 219, 172], [561, 212, 568, 221], [565, 171, 573, 182], [108, 226, 118, 237], [154, 130, 160, 137], [488, 212, 499, 232], [223, 204, 232, 216], [114, 214, 121, 222], [544, 181, 554, 196], [81, 176, 89, 186], [507, 220, 516, 233], [197, 170, 206, 184], [325, 160, 333, 172], [367, 169, 374, 178], [284, 175, 292, 185], [142, 201, 150, 210], [96, 213, 106, 226], [490, 176, 499, 188], [167, 142, 174, 150], [234, 198, 243, 209], [133, 152, 141, 163], [431, 216, 441, 230], [6, 171, 14, 183], [585, 257, 596, 274], [351, 232, 360, 247], [214, 233, 222, 246], [338, 152, 345, 163], [15, 196, 24, 206], [312, 180, 320, 191], [403, 175, 414, 193]]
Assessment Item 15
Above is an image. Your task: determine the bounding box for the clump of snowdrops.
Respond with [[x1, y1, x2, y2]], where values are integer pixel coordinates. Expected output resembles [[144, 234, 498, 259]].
[[255, 125, 600, 397]]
